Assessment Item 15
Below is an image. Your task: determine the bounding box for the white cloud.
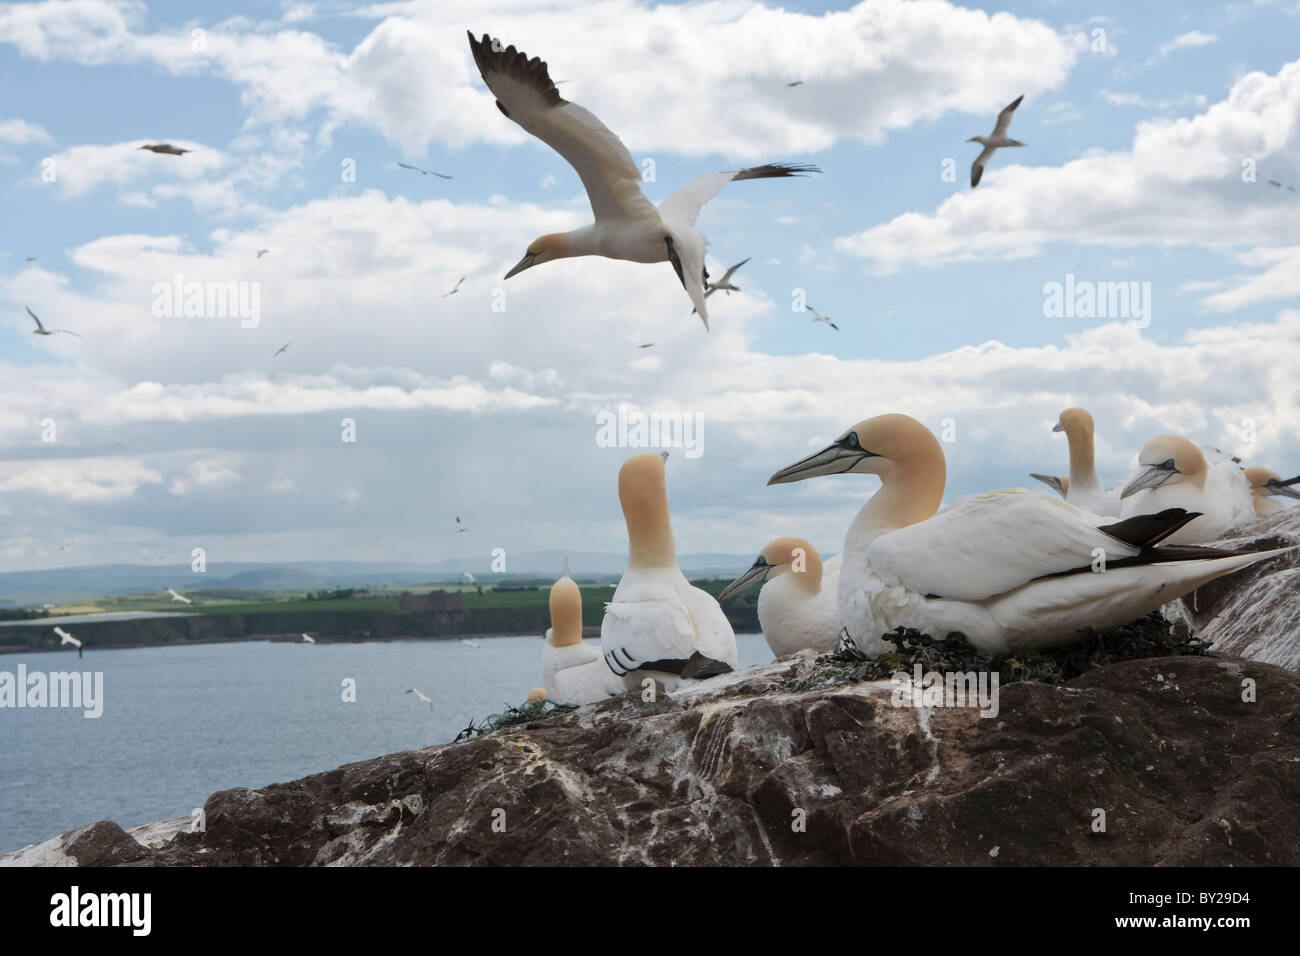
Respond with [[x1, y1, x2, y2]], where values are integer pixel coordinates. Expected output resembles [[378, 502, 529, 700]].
[[0, 456, 163, 501], [1153, 30, 1218, 62], [0, 117, 52, 145]]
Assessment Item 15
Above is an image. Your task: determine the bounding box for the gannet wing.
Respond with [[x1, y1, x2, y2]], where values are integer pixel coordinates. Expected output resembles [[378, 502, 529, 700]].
[[26, 306, 46, 332], [601, 579, 698, 672], [971, 145, 995, 187], [867, 489, 1142, 602], [993, 95, 1023, 137], [468, 32, 659, 223], [554, 658, 624, 704], [682, 585, 738, 668], [657, 164, 820, 227], [720, 257, 751, 282]]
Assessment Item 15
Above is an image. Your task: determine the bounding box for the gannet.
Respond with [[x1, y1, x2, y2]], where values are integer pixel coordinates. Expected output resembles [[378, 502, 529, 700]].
[[1120, 436, 1256, 544], [526, 688, 547, 702], [397, 162, 453, 179], [138, 143, 191, 155], [706, 257, 750, 298], [601, 453, 738, 691], [767, 413, 1292, 656], [719, 537, 842, 657], [541, 571, 623, 704], [26, 306, 80, 337], [1244, 467, 1300, 517], [166, 587, 192, 604], [442, 276, 465, 297], [55, 626, 82, 657], [273, 342, 290, 357], [406, 687, 432, 708], [1043, 407, 1122, 516], [301, 633, 316, 644], [467, 33, 819, 328], [1029, 473, 1070, 498], [807, 305, 839, 331], [256, 249, 270, 259], [968, 95, 1025, 188]]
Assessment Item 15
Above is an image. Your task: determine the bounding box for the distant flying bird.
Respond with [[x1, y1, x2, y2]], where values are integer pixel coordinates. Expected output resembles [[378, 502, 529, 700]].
[[460, 639, 481, 648], [26, 306, 81, 337], [786, 80, 804, 87], [138, 143, 191, 155], [273, 342, 290, 357], [59, 539, 75, 551], [166, 587, 192, 604], [55, 626, 82, 657], [256, 249, 270, 258], [24, 256, 36, 261], [442, 276, 465, 297], [466, 32, 819, 328], [705, 257, 750, 299], [807, 305, 839, 330], [637, 343, 655, 349], [462, 572, 476, 585], [301, 633, 316, 644], [455, 516, 468, 533], [406, 687, 432, 708], [1266, 179, 1297, 192], [397, 162, 453, 179], [968, 95, 1025, 188]]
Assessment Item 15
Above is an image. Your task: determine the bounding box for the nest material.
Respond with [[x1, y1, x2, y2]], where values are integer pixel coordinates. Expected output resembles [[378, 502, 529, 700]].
[[454, 696, 578, 741]]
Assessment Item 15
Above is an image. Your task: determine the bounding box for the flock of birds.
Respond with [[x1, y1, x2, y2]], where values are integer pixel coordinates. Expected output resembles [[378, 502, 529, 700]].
[[532, 410, 1295, 707]]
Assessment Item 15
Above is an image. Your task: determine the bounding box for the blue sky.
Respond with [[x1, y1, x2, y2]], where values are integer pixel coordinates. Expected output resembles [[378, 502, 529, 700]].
[[1, 0, 1298, 575]]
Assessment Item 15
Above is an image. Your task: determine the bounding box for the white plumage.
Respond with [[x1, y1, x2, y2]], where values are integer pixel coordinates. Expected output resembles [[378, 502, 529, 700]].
[[719, 537, 841, 657], [1119, 437, 1255, 544], [541, 574, 623, 705]]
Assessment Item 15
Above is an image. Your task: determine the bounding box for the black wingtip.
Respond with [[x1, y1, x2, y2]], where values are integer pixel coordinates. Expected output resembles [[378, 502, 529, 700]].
[[1098, 508, 1202, 549]]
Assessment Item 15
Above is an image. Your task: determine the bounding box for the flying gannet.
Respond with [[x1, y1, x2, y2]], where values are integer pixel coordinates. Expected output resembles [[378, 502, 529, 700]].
[[26, 306, 80, 337], [442, 276, 465, 297], [397, 162, 453, 179], [273, 342, 290, 357], [807, 305, 839, 331], [55, 626, 83, 657], [166, 587, 192, 604], [138, 143, 191, 156], [1243, 467, 1300, 517], [541, 571, 624, 704], [1041, 407, 1123, 516], [968, 95, 1025, 188], [467, 33, 819, 328], [601, 453, 738, 691], [301, 633, 316, 644], [767, 413, 1292, 657], [1119, 436, 1256, 544], [719, 537, 842, 657], [706, 257, 750, 298], [1029, 473, 1070, 498], [406, 687, 432, 708]]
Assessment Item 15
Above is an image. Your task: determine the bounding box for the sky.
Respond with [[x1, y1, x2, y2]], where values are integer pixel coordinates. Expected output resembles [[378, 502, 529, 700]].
[[0, 0, 1298, 577]]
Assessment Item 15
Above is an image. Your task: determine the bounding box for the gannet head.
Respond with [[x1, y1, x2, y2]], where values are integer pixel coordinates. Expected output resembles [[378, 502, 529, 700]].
[[618, 452, 677, 568], [718, 536, 822, 602], [526, 688, 548, 703], [1121, 435, 1207, 498], [967, 136, 988, 145], [1245, 466, 1300, 500], [1053, 407, 1094, 439], [1029, 473, 1069, 496], [767, 414, 943, 485], [505, 233, 568, 279], [546, 574, 583, 647]]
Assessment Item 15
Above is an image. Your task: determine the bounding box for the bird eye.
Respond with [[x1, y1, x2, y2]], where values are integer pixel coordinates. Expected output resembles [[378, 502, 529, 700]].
[[1161, 458, 1176, 470], [844, 432, 860, 448]]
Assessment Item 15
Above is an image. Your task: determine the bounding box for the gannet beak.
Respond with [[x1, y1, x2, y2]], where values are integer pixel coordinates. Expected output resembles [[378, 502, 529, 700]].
[[504, 251, 538, 280], [768, 435, 873, 485], [1052, 422, 1064, 433], [718, 558, 772, 602], [1267, 478, 1300, 500], [1029, 473, 1063, 493], [1121, 461, 1178, 499]]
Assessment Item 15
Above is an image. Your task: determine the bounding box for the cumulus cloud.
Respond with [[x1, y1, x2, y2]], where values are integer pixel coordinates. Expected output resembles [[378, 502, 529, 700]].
[[0, 117, 52, 144]]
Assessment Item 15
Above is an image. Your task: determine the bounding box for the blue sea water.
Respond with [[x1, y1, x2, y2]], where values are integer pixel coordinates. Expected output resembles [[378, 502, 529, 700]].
[[0, 634, 772, 853]]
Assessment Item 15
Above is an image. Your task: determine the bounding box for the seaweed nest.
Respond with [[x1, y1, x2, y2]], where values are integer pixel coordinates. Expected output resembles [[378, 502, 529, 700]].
[[797, 611, 1210, 690], [454, 696, 578, 741]]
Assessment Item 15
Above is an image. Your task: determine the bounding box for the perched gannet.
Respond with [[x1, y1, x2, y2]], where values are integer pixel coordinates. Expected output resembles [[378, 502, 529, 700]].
[[719, 537, 841, 657], [541, 572, 624, 704], [768, 414, 1292, 656], [526, 688, 547, 702], [1029, 473, 1070, 498], [1120, 436, 1256, 544], [467, 33, 819, 327], [397, 162, 453, 179], [807, 305, 839, 331], [1042, 407, 1121, 516], [26, 306, 80, 337], [138, 143, 191, 155], [601, 453, 738, 691], [166, 587, 192, 604], [55, 626, 82, 658], [967, 95, 1025, 188], [1244, 467, 1300, 516]]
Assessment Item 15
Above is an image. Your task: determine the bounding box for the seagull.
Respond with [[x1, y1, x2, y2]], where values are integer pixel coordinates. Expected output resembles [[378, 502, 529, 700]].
[[1119, 436, 1257, 544], [1243, 467, 1300, 517], [26, 306, 81, 337], [807, 305, 839, 330], [166, 587, 192, 605], [1040, 407, 1126, 516], [273, 342, 290, 357], [718, 537, 842, 657], [138, 143, 191, 155], [397, 162, 453, 179], [442, 276, 465, 297], [968, 95, 1025, 188], [256, 249, 270, 259], [406, 687, 432, 708], [467, 32, 820, 328], [301, 633, 316, 644], [600, 453, 737, 692], [455, 516, 468, 533], [766, 413, 1293, 657], [543, 568, 624, 704], [55, 626, 83, 658]]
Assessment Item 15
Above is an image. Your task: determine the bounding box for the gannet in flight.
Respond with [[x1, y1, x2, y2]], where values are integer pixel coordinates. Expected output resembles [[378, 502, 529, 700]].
[[1042, 407, 1123, 516], [455, 516, 468, 533], [55, 626, 83, 657], [968, 95, 1025, 188], [301, 633, 316, 644], [467, 32, 819, 328], [26, 306, 80, 337], [807, 305, 839, 330], [601, 453, 738, 691], [256, 249, 270, 259], [138, 143, 191, 155], [637, 342, 655, 349], [1243, 467, 1300, 517], [541, 570, 623, 704], [706, 257, 750, 298], [767, 413, 1291, 657], [273, 342, 290, 357], [1120, 436, 1256, 544], [406, 687, 432, 708], [719, 537, 841, 658], [166, 587, 192, 604], [1266, 179, 1297, 192], [442, 276, 465, 297], [397, 162, 453, 179], [1029, 473, 1070, 499]]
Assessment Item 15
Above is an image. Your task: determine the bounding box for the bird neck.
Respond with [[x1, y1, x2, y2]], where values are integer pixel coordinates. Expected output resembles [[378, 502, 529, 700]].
[[847, 456, 946, 552], [787, 549, 823, 595], [1065, 423, 1101, 491]]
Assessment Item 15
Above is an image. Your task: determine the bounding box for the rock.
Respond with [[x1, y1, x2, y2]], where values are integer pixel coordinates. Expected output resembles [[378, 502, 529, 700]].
[[5, 650, 1298, 866], [1163, 509, 1300, 672]]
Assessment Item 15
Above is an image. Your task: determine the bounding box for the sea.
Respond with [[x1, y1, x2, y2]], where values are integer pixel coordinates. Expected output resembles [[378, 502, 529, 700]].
[[0, 633, 773, 854]]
